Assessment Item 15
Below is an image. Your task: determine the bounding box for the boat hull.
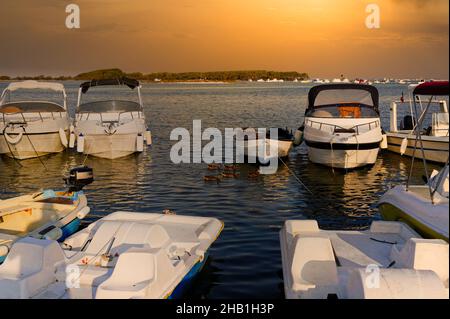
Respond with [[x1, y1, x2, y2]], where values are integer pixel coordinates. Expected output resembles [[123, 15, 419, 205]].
[[378, 185, 449, 242], [0, 131, 68, 160], [79, 134, 141, 159], [306, 143, 380, 169], [386, 133, 449, 164]]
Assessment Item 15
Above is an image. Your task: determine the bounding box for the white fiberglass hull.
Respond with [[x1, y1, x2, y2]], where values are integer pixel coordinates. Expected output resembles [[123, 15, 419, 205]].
[[386, 132, 449, 164], [78, 134, 142, 159], [75, 118, 147, 160], [241, 139, 293, 163], [378, 185, 449, 241], [0, 130, 68, 160], [307, 147, 380, 169], [304, 117, 382, 169]]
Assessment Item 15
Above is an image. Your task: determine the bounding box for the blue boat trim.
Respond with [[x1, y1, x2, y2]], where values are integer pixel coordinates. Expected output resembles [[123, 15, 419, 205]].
[[167, 253, 209, 299], [59, 218, 81, 242]]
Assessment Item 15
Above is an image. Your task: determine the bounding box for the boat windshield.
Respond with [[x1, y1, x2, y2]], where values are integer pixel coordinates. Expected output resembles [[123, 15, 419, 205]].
[[306, 104, 379, 118], [0, 101, 65, 113], [314, 89, 375, 108], [78, 100, 142, 113]]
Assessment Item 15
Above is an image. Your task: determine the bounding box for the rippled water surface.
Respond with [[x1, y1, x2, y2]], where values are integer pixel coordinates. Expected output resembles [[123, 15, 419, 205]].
[[0, 82, 444, 298]]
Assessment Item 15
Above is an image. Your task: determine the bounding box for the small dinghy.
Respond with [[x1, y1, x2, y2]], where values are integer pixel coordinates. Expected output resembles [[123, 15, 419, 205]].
[[280, 219, 449, 299], [0, 212, 223, 299], [0, 167, 93, 263], [379, 165, 449, 242], [237, 128, 293, 164]]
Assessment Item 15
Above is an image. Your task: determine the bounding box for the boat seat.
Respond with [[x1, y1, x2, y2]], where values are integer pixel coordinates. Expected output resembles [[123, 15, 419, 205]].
[[95, 248, 158, 299], [0, 238, 65, 298], [291, 236, 339, 298], [346, 268, 448, 299], [390, 238, 449, 286]]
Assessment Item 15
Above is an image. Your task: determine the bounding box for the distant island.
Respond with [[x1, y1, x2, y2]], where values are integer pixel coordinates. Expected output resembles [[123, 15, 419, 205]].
[[0, 68, 309, 82]]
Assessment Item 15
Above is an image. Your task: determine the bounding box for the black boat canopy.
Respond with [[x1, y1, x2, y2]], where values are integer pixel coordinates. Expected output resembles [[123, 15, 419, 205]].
[[80, 78, 140, 94], [307, 84, 379, 113]]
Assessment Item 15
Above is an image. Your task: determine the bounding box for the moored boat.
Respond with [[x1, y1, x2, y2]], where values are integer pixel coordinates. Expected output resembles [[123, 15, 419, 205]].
[[280, 219, 449, 299], [0, 166, 93, 263], [302, 84, 383, 169], [0, 81, 71, 160], [386, 81, 449, 164], [74, 78, 152, 159], [0, 211, 223, 299]]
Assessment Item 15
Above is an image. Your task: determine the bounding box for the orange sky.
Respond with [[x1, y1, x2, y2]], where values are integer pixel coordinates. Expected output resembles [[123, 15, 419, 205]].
[[0, 0, 448, 78]]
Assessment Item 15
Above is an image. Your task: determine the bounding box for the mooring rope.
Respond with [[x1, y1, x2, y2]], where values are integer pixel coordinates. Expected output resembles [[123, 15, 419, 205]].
[[279, 157, 313, 195]]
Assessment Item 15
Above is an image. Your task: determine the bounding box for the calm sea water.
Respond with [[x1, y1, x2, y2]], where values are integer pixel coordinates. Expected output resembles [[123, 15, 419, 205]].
[[0, 82, 444, 299]]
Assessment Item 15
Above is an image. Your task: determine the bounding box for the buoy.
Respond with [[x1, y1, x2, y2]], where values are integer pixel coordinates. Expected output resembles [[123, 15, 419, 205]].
[[144, 130, 152, 146], [4, 131, 23, 145], [380, 134, 388, 149], [77, 134, 85, 153], [400, 138, 408, 155], [293, 129, 303, 146], [137, 134, 144, 152], [59, 128, 68, 147]]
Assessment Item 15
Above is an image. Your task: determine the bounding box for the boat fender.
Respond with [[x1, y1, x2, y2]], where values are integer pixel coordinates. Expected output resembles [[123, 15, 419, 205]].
[[400, 138, 408, 155], [69, 132, 76, 148], [77, 206, 91, 220], [144, 130, 152, 146], [69, 125, 75, 134], [380, 134, 388, 149], [137, 134, 144, 152], [293, 129, 304, 146], [4, 131, 23, 145], [43, 227, 63, 241], [59, 128, 68, 147], [77, 134, 84, 153]]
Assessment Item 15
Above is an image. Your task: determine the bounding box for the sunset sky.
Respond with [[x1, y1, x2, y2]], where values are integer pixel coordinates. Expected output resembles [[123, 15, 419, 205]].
[[0, 0, 448, 78]]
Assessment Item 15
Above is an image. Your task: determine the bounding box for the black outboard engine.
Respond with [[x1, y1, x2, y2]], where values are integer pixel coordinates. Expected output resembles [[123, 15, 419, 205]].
[[64, 166, 94, 192]]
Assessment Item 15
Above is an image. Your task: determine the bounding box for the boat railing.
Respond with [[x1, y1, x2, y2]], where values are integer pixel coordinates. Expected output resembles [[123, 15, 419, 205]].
[[76, 110, 143, 126], [432, 113, 449, 137], [305, 118, 380, 135], [1, 111, 66, 126]]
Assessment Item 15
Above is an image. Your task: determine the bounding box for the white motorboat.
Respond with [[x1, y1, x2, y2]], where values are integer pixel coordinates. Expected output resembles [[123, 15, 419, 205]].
[[302, 84, 383, 169], [0, 166, 92, 263], [0, 81, 71, 160], [74, 78, 152, 159], [280, 219, 449, 299], [386, 81, 449, 164], [0, 211, 223, 299], [237, 128, 293, 164]]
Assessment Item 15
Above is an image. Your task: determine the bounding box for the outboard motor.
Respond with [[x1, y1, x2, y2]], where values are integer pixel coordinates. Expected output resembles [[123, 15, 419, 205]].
[[400, 115, 416, 130], [64, 166, 94, 192]]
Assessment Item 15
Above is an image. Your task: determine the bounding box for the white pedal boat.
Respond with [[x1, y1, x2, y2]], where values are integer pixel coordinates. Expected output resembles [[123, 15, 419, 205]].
[[0, 212, 223, 299], [280, 220, 448, 299], [0, 81, 71, 160], [379, 165, 449, 242], [74, 78, 151, 159]]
